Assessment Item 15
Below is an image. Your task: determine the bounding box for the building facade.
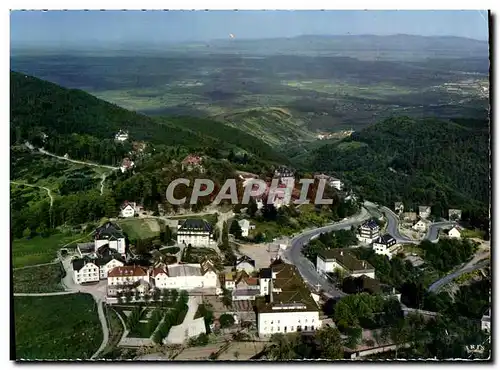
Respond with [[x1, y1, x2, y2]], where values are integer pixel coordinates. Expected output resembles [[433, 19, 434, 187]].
[[72, 260, 100, 284], [316, 249, 375, 279], [94, 222, 126, 255], [357, 220, 380, 243], [372, 234, 397, 257], [176, 218, 213, 247]]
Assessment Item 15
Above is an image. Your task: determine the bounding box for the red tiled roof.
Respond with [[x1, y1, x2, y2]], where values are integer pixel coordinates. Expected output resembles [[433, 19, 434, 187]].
[[108, 265, 148, 278], [151, 267, 168, 277]]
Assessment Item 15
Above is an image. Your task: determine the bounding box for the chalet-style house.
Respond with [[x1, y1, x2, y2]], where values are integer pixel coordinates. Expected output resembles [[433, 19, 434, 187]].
[[120, 157, 135, 173], [95, 222, 126, 256], [413, 219, 430, 232], [357, 220, 380, 243], [176, 218, 213, 247], [448, 209, 462, 221], [418, 206, 431, 220], [372, 234, 399, 259], [238, 219, 255, 237], [120, 201, 137, 218], [394, 202, 404, 214], [115, 130, 129, 142], [316, 249, 375, 279], [151, 259, 218, 291], [448, 225, 463, 239], [255, 258, 322, 337], [181, 154, 204, 172], [235, 255, 256, 274]]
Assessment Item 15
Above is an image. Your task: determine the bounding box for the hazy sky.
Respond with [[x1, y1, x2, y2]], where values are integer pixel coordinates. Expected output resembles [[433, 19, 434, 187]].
[[10, 10, 489, 47]]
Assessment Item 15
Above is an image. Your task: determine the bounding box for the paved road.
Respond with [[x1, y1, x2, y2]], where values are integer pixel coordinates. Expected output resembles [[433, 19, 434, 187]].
[[13, 291, 76, 297], [428, 259, 490, 293], [100, 173, 107, 195], [284, 206, 371, 298]]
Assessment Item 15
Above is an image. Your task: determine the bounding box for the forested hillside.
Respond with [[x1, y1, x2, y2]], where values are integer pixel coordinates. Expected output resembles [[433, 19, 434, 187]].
[[309, 116, 490, 232], [10, 71, 286, 164]]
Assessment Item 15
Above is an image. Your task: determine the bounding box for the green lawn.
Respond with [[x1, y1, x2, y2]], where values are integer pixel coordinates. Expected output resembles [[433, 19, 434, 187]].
[[117, 218, 161, 240], [12, 233, 87, 268], [14, 293, 103, 360], [13, 263, 65, 293]]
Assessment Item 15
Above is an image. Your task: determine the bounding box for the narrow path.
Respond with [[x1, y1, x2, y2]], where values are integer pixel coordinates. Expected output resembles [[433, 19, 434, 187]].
[[11, 181, 54, 208], [38, 148, 119, 171], [100, 173, 107, 195], [14, 291, 76, 297]]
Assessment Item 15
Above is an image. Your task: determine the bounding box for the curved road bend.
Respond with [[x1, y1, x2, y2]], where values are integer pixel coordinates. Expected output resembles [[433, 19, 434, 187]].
[[285, 206, 371, 298], [427, 259, 490, 293], [10, 181, 54, 208]]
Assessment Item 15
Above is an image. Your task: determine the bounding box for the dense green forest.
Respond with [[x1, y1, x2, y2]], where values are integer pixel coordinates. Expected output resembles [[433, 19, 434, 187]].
[[10, 71, 287, 165], [308, 116, 490, 234]]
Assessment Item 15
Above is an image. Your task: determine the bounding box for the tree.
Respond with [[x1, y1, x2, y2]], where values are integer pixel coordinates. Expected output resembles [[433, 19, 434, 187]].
[[316, 326, 344, 359], [390, 319, 411, 359], [248, 198, 258, 217], [22, 227, 31, 239], [229, 220, 243, 239], [219, 313, 235, 328], [221, 288, 233, 308], [267, 333, 298, 360]]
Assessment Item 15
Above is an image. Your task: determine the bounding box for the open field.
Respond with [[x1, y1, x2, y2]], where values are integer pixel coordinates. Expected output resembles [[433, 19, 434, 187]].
[[12, 232, 88, 268], [13, 263, 65, 293], [117, 218, 162, 240], [14, 293, 103, 360]]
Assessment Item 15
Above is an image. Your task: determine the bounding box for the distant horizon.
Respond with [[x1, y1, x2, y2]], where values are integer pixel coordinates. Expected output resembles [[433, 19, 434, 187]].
[[10, 33, 489, 50], [10, 10, 489, 48]]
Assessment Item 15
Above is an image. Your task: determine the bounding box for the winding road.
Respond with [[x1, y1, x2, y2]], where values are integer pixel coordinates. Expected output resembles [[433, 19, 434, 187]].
[[427, 260, 490, 293], [285, 201, 483, 299], [38, 148, 119, 171]]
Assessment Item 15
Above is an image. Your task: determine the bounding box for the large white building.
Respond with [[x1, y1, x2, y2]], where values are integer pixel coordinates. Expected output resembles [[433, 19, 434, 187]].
[[95, 222, 126, 255], [151, 259, 218, 290], [176, 218, 213, 247], [256, 259, 321, 337], [316, 249, 375, 279], [107, 265, 149, 287]]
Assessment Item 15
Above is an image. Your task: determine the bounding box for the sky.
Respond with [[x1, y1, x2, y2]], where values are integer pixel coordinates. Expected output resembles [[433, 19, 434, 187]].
[[10, 10, 489, 48]]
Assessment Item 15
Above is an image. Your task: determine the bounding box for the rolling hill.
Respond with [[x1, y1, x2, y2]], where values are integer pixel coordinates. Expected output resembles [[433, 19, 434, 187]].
[[307, 116, 490, 231], [10, 71, 287, 164]]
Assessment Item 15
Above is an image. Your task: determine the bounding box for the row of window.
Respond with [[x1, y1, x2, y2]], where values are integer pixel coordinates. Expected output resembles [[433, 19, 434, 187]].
[[263, 325, 315, 333], [264, 319, 314, 325]]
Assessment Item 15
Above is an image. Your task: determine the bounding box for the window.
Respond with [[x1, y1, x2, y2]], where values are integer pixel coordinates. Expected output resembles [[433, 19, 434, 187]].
[[277, 327, 280, 332], [312, 319, 315, 323], [290, 326, 294, 331], [271, 321, 274, 324], [305, 319, 308, 323], [277, 320, 280, 324], [284, 326, 287, 333], [304, 326, 308, 331], [271, 327, 274, 332]]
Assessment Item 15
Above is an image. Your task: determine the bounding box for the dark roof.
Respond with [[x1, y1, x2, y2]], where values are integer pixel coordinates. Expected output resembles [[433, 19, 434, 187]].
[[77, 242, 95, 253], [72, 258, 97, 272], [236, 255, 255, 267], [255, 262, 320, 314], [318, 249, 374, 272], [259, 267, 273, 279], [178, 218, 212, 232], [95, 222, 124, 240], [375, 234, 396, 245], [94, 254, 125, 266], [97, 244, 114, 257], [361, 220, 379, 230]]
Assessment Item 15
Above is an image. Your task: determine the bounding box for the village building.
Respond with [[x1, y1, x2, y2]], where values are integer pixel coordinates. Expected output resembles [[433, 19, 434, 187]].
[[274, 166, 295, 186], [96, 255, 126, 280], [342, 275, 401, 301], [357, 220, 380, 243], [95, 222, 126, 256], [120, 201, 137, 218], [72, 259, 100, 284], [176, 218, 213, 247], [413, 219, 430, 232], [151, 259, 218, 291], [314, 173, 344, 191], [115, 130, 129, 142], [238, 219, 255, 237], [448, 225, 463, 239], [235, 255, 256, 274], [120, 157, 135, 173], [394, 202, 404, 214], [316, 249, 376, 279], [372, 234, 399, 259], [181, 154, 204, 172], [418, 206, 431, 220], [482, 308, 491, 332], [255, 259, 322, 337], [401, 212, 418, 222], [448, 209, 463, 221]]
